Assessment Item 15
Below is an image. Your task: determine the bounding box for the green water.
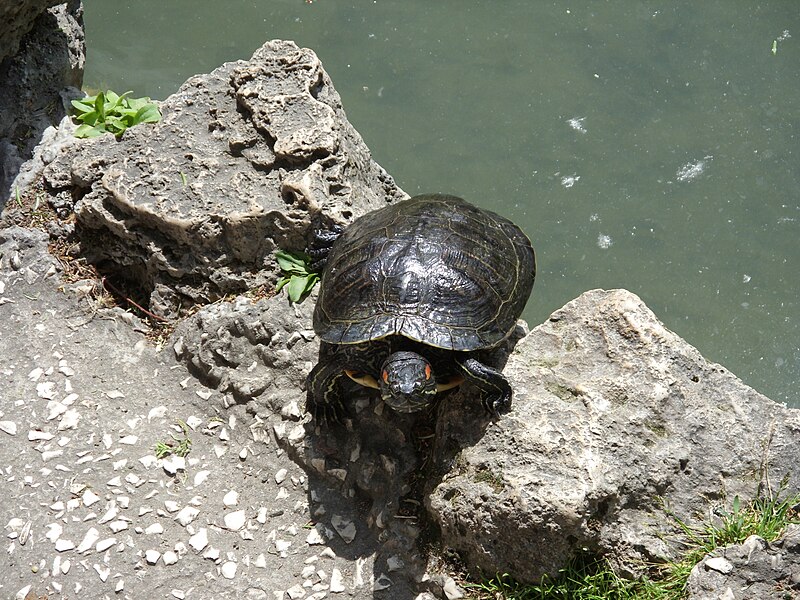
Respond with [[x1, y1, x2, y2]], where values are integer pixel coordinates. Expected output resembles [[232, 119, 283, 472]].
[[82, 1, 800, 407]]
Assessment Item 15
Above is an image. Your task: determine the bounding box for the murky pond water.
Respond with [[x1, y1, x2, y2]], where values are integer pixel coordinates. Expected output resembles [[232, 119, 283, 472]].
[[82, 1, 800, 406]]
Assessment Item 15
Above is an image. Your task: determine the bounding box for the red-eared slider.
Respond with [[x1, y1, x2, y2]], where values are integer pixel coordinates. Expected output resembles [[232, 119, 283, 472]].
[[307, 193, 535, 420]]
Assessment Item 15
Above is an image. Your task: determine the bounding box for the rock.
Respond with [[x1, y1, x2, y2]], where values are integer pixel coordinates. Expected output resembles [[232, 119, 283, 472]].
[[42, 39, 405, 318], [426, 289, 800, 582], [1, 0, 84, 202], [171, 291, 317, 409], [687, 526, 800, 600]]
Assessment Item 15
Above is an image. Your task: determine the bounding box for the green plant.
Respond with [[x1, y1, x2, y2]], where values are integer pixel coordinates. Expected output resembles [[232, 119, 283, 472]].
[[275, 249, 319, 302], [154, 420, 192, 459], [71, 90, 161, 139]]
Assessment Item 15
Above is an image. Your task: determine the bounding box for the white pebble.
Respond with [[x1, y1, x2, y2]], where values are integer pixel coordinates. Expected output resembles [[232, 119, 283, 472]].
[[82, 489, 101, 507], [147, 406, 167, 421], [162, 550, 179, 565], [108, 520, 129, 533], [162, 456, 186, 475], [164, 500, 180, 513], [331, 515, 356, 544], [55, 538, 75, 552], [275, 469, 288, 484], [58, 409, 80, 431], [185, 415, 202, 429], [306, 528, 325, 545], [286, 584, 306, 599], [221, 561, 237, 579], [223, 490, 238, 507], [28, 430, 54, 441], [171, 590, 186, 599], [76, 527, 100, 553], [706, 556, 734, 574], [188, 528, 209, 552], [106, 390, 125, 399], [145, 549, 161, 565], [224, 510, 246, 531], [93, 563, 110, 582], [98, 506, 119, 524], [0, 421, 17, 436], [330, 567, 345, 592], [96, 537, 116, 552], [45, 523, 63, 542], [193, 470, 210, 486], [118, 435, 138, 445], [37, 381, 57, 399], [175, 507, 199, 526], [145, 523, 164, 535]]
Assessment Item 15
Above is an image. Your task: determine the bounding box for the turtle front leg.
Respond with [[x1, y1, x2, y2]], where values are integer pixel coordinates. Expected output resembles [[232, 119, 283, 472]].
[[306, 344, 380, 424], [306, 357, 351, 424], [456, 357, 513, 415], [307, 224, 344, 272]]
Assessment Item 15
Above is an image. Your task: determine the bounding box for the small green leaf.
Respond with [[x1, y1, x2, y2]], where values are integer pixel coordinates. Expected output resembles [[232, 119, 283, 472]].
[[133, 104, 162, 125], [286, 275, 309, 302], [276, 250, 310, 274], [275, 276, 291, 291], [94, 92, 106, 122], [303, 273, 320, 294], [70, 98, 94, 114], [74, 124, 106, 138]]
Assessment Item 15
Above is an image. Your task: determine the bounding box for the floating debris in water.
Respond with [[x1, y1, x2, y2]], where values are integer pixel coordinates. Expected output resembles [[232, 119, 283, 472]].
[[597, 234, 613, 249], [561, 174, 580, 188], [567, 116, 587, 133], [676, 156, 712, 182]]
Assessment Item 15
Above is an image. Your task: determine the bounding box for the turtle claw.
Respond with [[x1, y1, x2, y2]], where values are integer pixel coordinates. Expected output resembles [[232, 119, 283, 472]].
[[482, 392, 512, 416]]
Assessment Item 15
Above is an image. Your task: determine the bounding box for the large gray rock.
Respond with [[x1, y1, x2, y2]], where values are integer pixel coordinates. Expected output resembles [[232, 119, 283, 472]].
[[0, 0, 62, 61], [43, 40, 405, 317], [687, 526, 800, 600], [427, 289, 800, 582], [0, 1, 84, 203]]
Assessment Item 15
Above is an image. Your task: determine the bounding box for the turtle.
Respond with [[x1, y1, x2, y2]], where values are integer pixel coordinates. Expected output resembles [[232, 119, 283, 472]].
[[306, 193, 535, 421]]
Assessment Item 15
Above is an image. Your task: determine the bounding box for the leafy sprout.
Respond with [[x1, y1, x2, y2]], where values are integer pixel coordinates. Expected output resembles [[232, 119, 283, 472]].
[[71, 90, 161, 139], [154, 420, 192, 459], [275, 250, 319, 303]]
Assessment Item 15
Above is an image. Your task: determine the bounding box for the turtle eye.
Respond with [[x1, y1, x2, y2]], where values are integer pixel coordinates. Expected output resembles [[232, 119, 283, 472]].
[[424, 364, 431, 380], [382, 370, 389, 384]]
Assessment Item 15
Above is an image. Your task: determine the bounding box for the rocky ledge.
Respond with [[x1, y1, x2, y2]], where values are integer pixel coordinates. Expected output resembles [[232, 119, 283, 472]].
[[2, 37, 799, 600]]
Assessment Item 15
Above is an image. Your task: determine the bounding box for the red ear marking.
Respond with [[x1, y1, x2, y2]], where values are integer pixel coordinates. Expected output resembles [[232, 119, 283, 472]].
[[382, 370, 390, 384], [424, 364, 432, 380]]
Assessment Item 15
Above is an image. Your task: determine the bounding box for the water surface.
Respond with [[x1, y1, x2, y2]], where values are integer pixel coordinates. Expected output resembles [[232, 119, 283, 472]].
[[83, 1, 800, 406]]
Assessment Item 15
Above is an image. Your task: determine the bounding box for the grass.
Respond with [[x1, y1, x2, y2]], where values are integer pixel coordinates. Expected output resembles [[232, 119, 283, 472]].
[[463, 478, 800, 599], [154, 420, 193, 459]]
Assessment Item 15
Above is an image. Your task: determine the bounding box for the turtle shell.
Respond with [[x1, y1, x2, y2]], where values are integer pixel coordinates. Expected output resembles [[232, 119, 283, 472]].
[[314, 194, 536, 351]]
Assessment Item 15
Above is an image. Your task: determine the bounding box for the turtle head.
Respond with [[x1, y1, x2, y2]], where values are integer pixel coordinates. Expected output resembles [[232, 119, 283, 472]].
[[344, 351, 465, 413], [378, 351, 438, 413]]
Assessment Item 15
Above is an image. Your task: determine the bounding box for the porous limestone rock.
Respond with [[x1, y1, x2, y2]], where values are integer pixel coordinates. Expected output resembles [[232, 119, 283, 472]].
[[686, 526, 800, 600], [0, 1, 84, 203], [42, 39, 405, 317], [426, 289, 800, 582]]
